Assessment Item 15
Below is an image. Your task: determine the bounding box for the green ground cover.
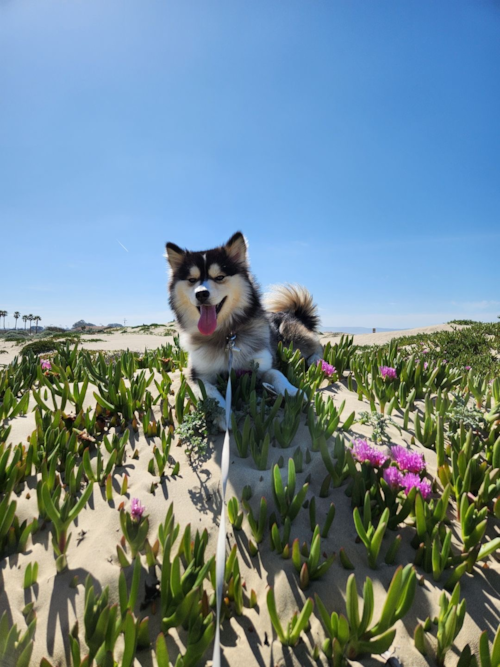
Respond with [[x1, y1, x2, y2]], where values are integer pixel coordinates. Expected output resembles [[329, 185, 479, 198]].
[[370, 321, 500, 377], [0, 328, 499, 666]]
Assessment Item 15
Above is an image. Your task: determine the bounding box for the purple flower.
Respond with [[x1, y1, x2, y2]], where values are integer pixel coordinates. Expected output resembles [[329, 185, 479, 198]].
[[235, 369, 252, 378], [131, 498, 145, 522], [41, 359, 52, 371], [465, 366, 471, 371], [383, 466, 404, 489], [423, 362, 428, 370], [442, 360, 448, 365], [318, 360, 336, 377], [379, 366, 397, 380], [423, 350, 429, 355], [391, 445, 426, 474], [401, 473, 432, 500], [352, 439, 388, 467]]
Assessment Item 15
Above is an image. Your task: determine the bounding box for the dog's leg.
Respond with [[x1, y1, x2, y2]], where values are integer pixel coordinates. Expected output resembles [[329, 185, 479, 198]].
[[252, 348, 300, 397], [261, 369, 299, 397]]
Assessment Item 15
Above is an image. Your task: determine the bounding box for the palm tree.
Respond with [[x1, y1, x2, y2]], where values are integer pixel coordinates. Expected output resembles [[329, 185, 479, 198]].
[[22, 315, 28, 330], [28, 314, 34, 334], [34, 316, 41, 334], [13, 312, 20, 329], [0, 310, 6, 329]]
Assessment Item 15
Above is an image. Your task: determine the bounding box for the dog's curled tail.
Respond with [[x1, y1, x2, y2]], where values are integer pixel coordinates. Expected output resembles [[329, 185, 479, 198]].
[[264, 283, 320, 332]]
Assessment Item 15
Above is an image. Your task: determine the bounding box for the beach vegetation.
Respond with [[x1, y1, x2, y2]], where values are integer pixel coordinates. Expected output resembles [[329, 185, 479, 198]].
[[414, 583, 466, 666], [315, 565, 416, 665], [0, 324, 499, 666], [0, 611, 36, 667], [271, 458, 309, 523], [242, 495, 267, 544], [292, 525, 336, 588], [267, 587, 314, 647]]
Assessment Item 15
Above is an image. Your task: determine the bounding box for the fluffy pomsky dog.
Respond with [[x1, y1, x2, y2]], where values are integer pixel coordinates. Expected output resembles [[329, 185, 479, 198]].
[[166, 232, 323, 427]]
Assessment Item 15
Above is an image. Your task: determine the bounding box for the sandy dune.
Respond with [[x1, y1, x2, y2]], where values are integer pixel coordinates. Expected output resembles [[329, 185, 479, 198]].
[[0, 323, 498, 667]]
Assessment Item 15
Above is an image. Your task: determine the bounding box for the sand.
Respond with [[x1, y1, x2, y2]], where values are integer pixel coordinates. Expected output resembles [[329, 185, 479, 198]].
[[322, 323, 467, 348], [0, 324, 498, 667]]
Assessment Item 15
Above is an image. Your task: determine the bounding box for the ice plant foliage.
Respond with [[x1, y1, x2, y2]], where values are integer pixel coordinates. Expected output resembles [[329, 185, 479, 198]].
[[380, 366, 397, 380], [131, 498, 145, 522], [391, 445, 426, 474], [1, 308, 499, 667], [317, 359, 336, 377], [352, 439, 388, 467]]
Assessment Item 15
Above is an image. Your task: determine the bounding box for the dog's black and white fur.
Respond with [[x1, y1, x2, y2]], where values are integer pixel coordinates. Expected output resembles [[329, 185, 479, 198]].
[[166, 232, 323, 427]]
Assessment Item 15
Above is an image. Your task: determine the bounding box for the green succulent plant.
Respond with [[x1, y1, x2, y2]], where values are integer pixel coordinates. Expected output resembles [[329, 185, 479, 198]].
[[316, 565, 416, 665]]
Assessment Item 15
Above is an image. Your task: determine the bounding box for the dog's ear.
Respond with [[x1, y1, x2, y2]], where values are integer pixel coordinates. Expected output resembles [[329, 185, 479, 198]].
[[225, 232, 248, 265], [165, 242, 185, 271]]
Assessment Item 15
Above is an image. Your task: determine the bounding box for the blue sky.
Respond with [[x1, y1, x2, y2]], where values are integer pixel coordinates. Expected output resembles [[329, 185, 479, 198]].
[[1, 0, 499, 330]]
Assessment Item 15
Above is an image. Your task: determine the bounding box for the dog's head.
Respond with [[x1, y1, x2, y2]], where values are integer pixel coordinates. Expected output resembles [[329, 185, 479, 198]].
[[166, 232, 254, 336]]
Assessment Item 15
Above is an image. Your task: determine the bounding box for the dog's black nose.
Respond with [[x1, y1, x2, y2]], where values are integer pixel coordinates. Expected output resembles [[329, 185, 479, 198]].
[[195, 288, 210, 303]]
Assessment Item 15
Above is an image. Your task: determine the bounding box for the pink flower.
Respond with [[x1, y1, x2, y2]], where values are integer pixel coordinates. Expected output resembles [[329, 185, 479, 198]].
[[402, 473, 432, 500], [423, 350, 429, 355], [352, 439, 388, 467], [423, 362, 428, 370], [383, 466, 404, 489], [391, 445, 426, 474], [41, 360, 52, 371], [442, 360, 448, 365], [465, 366, 471, 371], [379, 366, 397, 380], [318, 360, 336, 377], [131, 498, 145, 521]]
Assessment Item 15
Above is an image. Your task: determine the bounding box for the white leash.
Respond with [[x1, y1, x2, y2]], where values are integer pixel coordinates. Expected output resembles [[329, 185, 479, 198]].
[[212, 334, 238, 667]]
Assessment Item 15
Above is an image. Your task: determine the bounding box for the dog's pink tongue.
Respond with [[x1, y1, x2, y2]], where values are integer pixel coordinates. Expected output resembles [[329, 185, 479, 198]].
[[198, 305, 217, 335]]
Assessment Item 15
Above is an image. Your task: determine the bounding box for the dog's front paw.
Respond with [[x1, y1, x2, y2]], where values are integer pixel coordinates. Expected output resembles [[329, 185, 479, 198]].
[[263, 369, 300, 397]]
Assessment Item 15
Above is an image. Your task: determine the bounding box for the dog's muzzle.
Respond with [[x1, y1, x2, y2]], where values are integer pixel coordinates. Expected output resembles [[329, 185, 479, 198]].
[[195, 286, 210, 304]]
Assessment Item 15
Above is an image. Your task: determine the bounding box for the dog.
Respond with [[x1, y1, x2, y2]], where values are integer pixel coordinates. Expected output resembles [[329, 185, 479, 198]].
[[165, 231, 323, 428]]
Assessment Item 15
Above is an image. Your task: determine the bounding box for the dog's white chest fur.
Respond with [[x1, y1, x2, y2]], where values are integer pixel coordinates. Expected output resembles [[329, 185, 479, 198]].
[[181, 332, 273, 383]]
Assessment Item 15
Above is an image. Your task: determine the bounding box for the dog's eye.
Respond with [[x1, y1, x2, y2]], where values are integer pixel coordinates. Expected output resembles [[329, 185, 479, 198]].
[[187, 278, 198, 284], [214, 275, 225, 283]]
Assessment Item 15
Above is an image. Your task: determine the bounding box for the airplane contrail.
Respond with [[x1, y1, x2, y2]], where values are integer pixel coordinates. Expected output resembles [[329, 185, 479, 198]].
[[118, 241, 129, 252]]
